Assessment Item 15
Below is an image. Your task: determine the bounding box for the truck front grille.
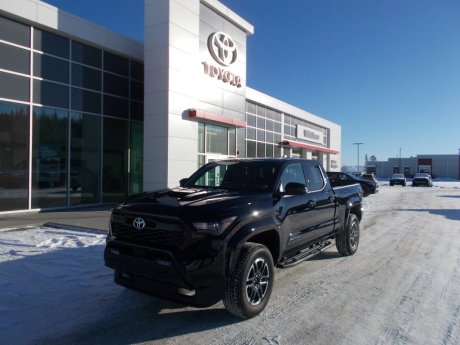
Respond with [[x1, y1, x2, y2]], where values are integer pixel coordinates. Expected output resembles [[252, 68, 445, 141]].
[[111, 213, 185, 247]]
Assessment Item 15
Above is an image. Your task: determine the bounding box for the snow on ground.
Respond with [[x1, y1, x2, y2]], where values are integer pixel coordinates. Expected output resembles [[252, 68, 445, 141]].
[[0, 180, 459, 345]]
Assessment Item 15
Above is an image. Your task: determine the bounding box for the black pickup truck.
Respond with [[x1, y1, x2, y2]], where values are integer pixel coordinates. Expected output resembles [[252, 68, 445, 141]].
[[104, 158, 363, 318]]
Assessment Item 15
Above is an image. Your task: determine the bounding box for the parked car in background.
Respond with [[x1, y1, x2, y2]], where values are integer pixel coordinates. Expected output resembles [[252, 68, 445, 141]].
[[327, 171, 378, 196], [360, 173, 379, 185], [412, 173, 433, 187], [390, 174, 406, 186]]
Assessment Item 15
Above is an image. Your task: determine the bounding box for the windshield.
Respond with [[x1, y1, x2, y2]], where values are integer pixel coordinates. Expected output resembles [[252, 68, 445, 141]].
[[185, 160, 281, 192]]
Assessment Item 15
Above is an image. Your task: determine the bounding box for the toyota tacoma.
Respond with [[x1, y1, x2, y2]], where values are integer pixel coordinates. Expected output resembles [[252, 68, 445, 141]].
[[104, 158, 363, 318]]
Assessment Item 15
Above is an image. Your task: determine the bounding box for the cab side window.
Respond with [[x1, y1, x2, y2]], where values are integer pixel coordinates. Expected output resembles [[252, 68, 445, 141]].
[[304, 164, 325, 191], [279, 163, 306, 192]]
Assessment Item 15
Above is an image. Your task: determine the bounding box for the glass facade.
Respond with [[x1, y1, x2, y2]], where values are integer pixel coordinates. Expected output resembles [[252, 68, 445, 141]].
[[245, 101, 329, 160], [0, 15, 144, 212], [245, 102, 282, 158]]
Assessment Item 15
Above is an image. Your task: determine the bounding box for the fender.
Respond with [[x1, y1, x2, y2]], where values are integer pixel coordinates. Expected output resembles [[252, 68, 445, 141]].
[[342, 194, 363, 231], [225, 212, 282, 276]]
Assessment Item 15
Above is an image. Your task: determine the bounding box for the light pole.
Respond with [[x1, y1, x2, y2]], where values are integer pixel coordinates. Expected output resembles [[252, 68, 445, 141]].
[[353, 142, 363, 173]]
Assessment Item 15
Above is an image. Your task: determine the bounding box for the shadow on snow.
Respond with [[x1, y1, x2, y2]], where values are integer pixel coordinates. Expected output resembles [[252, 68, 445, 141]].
[[401, 208, 460, 221], [0, 242, 241, 345]]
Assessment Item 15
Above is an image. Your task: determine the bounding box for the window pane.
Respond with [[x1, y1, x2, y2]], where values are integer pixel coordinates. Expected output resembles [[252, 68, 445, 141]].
[[103, 117, 128, 202], [247, 140, 256, 157], [34, 29, 69, 58], [280, 163, 306, 191], [256, 116, 265, 129], [257, 142, 265, 158], [0, 42, 29, 74], [274, 145, 281, 158], [257, 129, 265, 142], [130, 80, 143, 101], [246, 127, 256, 140], [32, 106, 68, 208], [104, 51, 129, 76], [198, 123, 205, 153], [229, 128, 236, 156], [274, 133, 281, 144], [130, 101, 143, 121], [71, 41, 101, 68], [305, 165, 325, 191], [130, 60, 143, 81], [130, 121, 143, 195], [266, 119, 273, 131], [70, 112, 101, 205], [0, 16, 30, 46], [0, 101, 29, 211], [284, 124, 291, 137], [0, 71, 29, 102], [266, 109, 274, 120], [247, 114, 256, 127], [206, 124, 228, 154], [256, 105, 265, 117], [103, 72, 129, 97], [34, 53, 69, 83], [71, 88, 101, 114], [103, 95, 128, 118], [33, 80, 69, 108], [266, 131, 274, 144], [71, 63, 101, 91], [236, 127, 245, 157], [266, 144, 274, 157], [246, 102, 256, 114]]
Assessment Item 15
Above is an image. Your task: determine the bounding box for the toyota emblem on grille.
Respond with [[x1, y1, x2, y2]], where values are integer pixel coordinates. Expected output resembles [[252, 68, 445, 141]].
[[133, 217, 146, 230]]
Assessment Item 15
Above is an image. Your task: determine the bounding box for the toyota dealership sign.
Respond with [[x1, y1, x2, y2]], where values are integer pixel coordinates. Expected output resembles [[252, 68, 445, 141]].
[[208, 32, 238, 66], [202, 32, 242, 88]]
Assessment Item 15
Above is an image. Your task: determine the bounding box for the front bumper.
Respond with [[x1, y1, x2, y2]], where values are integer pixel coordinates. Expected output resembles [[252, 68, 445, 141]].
[[104, 238, 226, 307]]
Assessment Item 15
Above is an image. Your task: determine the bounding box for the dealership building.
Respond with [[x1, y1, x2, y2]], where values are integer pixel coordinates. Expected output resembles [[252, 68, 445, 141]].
[[0, 0, 341, 213]]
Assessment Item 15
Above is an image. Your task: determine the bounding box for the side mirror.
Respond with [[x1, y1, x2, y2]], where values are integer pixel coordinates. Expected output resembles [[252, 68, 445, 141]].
[[284, 182, 307, 195], [179, 178, 189, 187]]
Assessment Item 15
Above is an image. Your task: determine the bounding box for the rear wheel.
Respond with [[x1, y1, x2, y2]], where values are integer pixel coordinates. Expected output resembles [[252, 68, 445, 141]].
[[336, 214, 359, 256], [223, 243, 274, 319]]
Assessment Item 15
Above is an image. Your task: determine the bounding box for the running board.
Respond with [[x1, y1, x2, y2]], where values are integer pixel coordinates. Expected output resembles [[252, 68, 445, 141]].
[[278, 241, 332, 268]]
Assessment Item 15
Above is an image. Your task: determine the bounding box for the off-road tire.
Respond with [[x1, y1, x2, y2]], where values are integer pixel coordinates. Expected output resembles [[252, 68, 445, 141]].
[[336, 214, 359, 256], [223, 243, 274, 319]]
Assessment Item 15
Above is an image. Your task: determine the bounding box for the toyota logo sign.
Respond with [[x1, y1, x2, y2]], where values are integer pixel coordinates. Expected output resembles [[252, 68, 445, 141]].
[[132, 217, 146, 230], [208, 32, 238, 66]]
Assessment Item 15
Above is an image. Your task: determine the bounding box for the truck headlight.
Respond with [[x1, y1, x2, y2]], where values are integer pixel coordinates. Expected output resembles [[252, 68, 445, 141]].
[[193, 216, 237, 235]]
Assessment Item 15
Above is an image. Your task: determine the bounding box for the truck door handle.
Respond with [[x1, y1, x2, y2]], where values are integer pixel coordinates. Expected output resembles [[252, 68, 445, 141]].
[[328, 196, 335, 202]]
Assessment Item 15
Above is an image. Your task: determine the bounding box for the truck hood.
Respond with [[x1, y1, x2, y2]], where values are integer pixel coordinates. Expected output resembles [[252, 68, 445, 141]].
[[114, 187, 272, 218]]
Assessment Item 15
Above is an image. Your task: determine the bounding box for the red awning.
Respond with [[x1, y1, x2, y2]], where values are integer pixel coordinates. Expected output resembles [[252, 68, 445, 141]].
[[279, 140, 339, 154], [188, 109, 246, 128]]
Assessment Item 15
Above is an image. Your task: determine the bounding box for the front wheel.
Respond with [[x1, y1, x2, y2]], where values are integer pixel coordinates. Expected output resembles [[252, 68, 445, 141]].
[[336, 214, 360, 256], [223, 243, 274, 319]]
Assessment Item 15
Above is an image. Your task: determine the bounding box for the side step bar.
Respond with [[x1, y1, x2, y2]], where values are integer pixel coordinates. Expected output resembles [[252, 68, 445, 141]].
[[278, 241, 332, 268]]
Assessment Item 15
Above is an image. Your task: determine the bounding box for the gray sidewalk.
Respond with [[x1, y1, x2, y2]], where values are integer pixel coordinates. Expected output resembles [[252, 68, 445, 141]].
[[0, 205, 113, 231]]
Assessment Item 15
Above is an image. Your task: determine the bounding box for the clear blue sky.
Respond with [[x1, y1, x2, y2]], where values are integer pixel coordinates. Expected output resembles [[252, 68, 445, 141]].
[[44, 0, 460, 166]]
